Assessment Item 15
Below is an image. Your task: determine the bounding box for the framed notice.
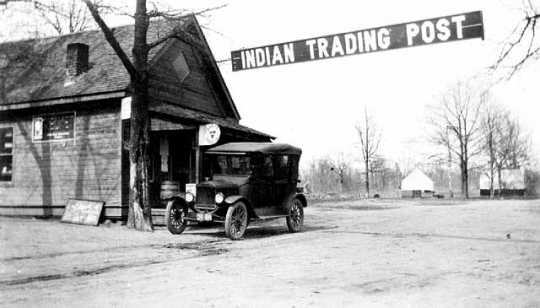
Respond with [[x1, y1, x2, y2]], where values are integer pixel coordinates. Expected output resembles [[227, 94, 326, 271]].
[[32, 112, 75, 142]]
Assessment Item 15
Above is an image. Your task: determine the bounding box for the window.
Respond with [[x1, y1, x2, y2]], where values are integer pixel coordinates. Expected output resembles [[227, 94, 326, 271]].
[[172, 52, 190, 82], [212, 155, 252, 176], [0, 127, 13, 182], [274, 155, 289, 179], [261, 155, 273, 178]]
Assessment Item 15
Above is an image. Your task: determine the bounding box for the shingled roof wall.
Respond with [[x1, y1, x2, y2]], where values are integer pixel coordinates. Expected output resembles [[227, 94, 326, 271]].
[[0, 18, 184, 105]]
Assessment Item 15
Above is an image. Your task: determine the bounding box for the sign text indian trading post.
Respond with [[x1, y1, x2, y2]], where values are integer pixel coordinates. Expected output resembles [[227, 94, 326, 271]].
[[231, 11, 484, 71]]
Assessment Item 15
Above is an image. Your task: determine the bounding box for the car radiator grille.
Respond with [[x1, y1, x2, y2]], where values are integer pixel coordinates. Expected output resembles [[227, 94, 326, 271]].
[[195, 187, 216, 211]]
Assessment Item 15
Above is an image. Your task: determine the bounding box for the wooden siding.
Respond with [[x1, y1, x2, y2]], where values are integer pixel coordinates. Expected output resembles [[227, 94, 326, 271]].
[[0, 101, 124, 218], [148, 40, 230, 117]]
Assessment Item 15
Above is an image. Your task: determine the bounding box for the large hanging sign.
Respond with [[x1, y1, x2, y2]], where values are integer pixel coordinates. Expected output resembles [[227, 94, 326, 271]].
[[198, 123, 221, 146], [231, 11, 484, 71]]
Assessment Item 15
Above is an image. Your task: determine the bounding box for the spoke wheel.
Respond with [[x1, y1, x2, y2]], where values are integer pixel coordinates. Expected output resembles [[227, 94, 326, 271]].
[[166, 200, 188, 235], [224, 202, 248, 240], [286, 198, 304, 233]]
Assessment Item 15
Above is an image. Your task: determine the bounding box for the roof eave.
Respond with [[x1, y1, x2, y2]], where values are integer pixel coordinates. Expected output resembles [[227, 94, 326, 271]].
[[0, 90, 127, 111]]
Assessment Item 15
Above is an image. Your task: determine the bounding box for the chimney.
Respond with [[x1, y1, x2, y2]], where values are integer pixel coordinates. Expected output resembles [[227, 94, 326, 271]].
[[66, 43, 89, 77]]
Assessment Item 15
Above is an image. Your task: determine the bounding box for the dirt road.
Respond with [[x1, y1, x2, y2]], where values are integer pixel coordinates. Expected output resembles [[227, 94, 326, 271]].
[[1, 199, 539, 307]]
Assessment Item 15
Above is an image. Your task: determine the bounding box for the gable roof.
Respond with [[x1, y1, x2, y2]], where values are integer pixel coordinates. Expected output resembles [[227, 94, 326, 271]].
[[0, 15, 240, 120], [401, 168, 434, 191]]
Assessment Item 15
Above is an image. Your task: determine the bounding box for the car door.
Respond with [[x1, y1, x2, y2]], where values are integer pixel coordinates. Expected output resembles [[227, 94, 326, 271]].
[[250, 154, 274, 216], [273, 155, 297, 215], [273, 155, 289, 214]]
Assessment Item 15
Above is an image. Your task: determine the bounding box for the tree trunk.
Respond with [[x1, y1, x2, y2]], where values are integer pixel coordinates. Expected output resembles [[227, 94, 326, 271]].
[[464, 164, 469, 199], [488, 131, 495, 199], [126, 0, 153, 231], [364, 158, 369, 198], [126, 82, 152, 231], [497, 165, 503, 199]]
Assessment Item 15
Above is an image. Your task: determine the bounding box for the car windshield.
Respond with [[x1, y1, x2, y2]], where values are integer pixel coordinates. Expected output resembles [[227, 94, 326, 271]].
[[211, 155, 252, 176]]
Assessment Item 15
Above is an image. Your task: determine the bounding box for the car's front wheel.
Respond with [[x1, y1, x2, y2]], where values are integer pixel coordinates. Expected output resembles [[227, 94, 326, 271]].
[[224, 201, 248, 240], [166, 200, 188, 235], [286, 198, 304, 232]]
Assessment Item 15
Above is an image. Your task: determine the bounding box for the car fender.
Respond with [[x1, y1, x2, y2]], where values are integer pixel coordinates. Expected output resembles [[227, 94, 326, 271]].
[[163, 192, 187, 202], [165, 193, 194, 210], [282, 193, 308, 209], [224, 195, 257, 219]]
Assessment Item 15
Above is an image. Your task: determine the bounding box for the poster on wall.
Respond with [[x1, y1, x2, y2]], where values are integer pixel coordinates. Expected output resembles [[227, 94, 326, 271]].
[[32, 112, 75, 142]]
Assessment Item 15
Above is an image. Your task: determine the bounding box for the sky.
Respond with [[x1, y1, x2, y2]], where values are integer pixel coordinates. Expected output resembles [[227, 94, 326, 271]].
[[1, 0, 539, 170]]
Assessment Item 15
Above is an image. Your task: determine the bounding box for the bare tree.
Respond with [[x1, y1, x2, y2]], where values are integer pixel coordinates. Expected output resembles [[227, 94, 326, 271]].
[[33, 0, 98, 34], [0, 0, 100, 36], [329, 153, 349, 193], [355, 107, 380, 198], [493, 113, 531, 194], [428, 82, 486, 199], [492, 0, 540, 78], [481, 102, 506, 198]]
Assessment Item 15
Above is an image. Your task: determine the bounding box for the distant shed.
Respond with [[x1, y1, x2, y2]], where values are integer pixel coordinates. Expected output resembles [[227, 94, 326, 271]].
[[401, 169, 434, 198], [479, 168, 525, 197]]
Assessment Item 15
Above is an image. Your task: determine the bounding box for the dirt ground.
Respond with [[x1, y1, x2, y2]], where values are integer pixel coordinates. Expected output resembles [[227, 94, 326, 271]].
[[1, 199, 539, 307]]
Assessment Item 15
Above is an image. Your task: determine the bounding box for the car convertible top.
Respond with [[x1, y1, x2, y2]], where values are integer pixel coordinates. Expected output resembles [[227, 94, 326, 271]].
[[206, 142, 302, 156]]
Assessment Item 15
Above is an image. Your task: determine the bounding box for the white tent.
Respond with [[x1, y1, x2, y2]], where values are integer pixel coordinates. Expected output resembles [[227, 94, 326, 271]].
[[401, 168, 434, 191]]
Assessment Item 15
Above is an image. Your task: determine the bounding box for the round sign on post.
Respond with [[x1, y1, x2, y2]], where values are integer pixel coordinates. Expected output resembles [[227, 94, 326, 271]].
[[199, 123, 221, 146]]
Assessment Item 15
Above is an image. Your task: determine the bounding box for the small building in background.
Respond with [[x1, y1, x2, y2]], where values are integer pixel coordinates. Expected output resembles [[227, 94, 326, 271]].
[[479, 168, 525, 197], [401, 168, 434, 198]]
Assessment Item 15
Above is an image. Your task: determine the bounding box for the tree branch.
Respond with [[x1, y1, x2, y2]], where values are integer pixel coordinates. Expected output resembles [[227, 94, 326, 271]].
[[81, 0, 138, 80]]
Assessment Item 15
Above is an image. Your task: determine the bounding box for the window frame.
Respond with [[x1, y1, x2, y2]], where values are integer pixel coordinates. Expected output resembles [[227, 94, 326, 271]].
[[0, 127, 14, 183]]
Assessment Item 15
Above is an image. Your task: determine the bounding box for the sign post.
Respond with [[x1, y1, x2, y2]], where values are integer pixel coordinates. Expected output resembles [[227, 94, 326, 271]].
[[231, 11, 484, 71]]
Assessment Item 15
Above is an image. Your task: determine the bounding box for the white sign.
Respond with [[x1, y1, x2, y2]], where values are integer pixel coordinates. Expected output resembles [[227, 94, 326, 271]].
[[185, 183, 197, 197], [198, 123, 221, 146], [33, 117, 43, 140], [121, 97, 131, 120]]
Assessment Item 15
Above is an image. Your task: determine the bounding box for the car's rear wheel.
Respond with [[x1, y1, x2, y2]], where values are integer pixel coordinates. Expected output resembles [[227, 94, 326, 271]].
[[224, 201, 248, 240], [166, 200, 188, 235], [286, 198, 304, 232]]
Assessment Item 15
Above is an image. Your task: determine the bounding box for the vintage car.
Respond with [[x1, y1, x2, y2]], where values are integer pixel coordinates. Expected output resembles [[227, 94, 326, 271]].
[[165, 142, 307, 240]]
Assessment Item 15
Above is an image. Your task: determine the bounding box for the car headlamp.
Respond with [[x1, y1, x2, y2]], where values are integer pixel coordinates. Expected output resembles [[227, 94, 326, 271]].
[[215, 192, 224, 204], [185, 192, 194, 203]]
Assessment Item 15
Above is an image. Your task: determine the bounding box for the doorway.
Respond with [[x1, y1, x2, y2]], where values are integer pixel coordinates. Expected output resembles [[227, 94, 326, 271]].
[[150, 130, 196, 207]]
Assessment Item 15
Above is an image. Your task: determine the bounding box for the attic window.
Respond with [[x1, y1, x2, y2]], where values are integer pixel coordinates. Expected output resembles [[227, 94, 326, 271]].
[[172, 52, 190, 82]]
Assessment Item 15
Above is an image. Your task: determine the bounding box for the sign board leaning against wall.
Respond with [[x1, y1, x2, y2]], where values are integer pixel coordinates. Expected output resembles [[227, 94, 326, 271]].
[[231, 11, 484, 71]]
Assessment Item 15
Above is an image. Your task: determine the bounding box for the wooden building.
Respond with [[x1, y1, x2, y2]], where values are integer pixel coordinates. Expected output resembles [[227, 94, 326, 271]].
[[0, 16, 272, 219]]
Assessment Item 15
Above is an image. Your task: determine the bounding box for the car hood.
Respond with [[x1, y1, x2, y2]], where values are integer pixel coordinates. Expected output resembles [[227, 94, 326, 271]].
[[198, 176, 249, 189]]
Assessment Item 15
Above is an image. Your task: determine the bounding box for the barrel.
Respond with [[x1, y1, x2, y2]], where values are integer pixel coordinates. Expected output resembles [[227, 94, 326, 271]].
[[160, 180, 180, 201]]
